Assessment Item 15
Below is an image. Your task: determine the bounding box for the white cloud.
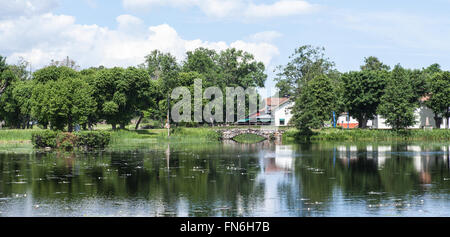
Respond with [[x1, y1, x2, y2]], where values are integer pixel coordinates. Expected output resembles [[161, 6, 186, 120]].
[[122, 0, 317, 18], [245, 0, 317, 18], [248, 31, 283, 43], [1, 13, 279, 69], [0, 0, 59, 19], [335, 11, 450, 52]]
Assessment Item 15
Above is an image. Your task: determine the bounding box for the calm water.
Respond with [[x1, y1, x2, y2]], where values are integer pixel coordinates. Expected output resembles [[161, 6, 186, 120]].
[[1, 141, 450, 217]]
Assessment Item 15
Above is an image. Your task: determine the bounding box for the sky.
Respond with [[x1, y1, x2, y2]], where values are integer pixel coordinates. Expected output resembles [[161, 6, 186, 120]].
[[1, 0, 450, 92]]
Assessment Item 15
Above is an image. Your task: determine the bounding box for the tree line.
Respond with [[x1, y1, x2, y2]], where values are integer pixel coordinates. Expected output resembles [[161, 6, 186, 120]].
[[0, 48, 267, 131], [1, 45, 449, 132], [274, 45, 450, 132]]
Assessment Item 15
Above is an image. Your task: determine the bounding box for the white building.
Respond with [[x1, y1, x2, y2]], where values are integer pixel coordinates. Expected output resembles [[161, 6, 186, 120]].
[[372, 105, 449, 129], [271, 98, 294, 126]]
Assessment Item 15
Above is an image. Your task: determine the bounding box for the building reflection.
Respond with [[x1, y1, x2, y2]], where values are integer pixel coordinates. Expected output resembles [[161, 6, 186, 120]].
[[335, 144, 450, 184]]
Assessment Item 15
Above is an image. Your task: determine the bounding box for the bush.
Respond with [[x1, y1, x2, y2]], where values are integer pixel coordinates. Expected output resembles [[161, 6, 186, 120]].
[[75, 131, 111, 149], [31, 131, 111, 150], [32, 130, 58, 148]]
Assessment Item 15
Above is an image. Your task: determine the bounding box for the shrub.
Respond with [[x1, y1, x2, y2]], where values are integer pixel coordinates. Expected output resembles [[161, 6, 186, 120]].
[[31, 130, 58, 148], [75, 131, 111, 149], [31, 131, 111, 150]]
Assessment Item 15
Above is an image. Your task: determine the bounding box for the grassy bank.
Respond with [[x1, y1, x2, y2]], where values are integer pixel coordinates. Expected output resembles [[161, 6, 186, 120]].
[[233, 134, 266, 143], [283, 128, 450, 142]]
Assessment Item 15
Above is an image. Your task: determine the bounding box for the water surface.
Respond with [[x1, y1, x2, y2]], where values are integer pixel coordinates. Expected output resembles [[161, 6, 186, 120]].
[[1, 141, 449, 217]]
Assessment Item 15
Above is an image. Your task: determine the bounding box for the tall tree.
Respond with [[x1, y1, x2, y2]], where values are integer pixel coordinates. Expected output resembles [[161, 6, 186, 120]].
[[9, 57, 31, 81], [91, 67, 153, 129], [377, 65, 418, 130], [0, 55, 14, 97], [426, 72, 450, 128], [145, 50, 180, 134], [0, 79, 34, 129], [341, 70, 388, 128], [275, 45, 335, 98], [33, 65, 79, 83], [217, 48, 267, 89], [360, 56, 391, 71], [31, 76, 96, 132], [293, 75, 337, 133]]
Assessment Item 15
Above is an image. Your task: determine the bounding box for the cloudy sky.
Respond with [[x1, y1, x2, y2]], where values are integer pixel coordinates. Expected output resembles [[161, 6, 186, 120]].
[[1, 0, 450, 90]]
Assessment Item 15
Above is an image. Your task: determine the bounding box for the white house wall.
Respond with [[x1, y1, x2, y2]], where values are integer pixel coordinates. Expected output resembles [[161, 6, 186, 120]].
[[274, 102, 294, 126], [372, 105, 448, 129]]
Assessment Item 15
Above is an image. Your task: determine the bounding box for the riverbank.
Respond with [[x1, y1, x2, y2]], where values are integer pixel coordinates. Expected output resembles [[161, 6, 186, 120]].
[[283, 128, 450, 142], [2, 127, 450, 150]]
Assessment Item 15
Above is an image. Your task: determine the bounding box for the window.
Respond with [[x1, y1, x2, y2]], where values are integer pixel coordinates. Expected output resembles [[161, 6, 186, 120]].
[[280, 119, 285, 126]]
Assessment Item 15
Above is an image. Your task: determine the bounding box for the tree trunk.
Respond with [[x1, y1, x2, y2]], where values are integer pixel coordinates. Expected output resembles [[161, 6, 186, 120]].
[[120, 123, 126, 130], [434, 116, 442, 129], [135, 113, 144, 130], [82, 123, 87, 130], [446, 116, 449, 129], [167, 94, 170, 137], [358, 116, 368, 129], [112, 124, 117, 130]]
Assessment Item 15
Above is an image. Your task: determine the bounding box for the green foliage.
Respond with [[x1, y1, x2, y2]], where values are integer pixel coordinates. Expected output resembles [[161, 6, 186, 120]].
[[293, 74, 338, 132], [377, 65, 418, 130], [0, 79, 34, 128], [426, 71, 450, 125], [341, 70, 388, 128], [90, 67, 155, 129], [31, 130, 58, 148], [32, 65, 78, 83], [31, 76, 96, 131], [275, 45, 335, 98], [75, 131, 111, 149], [0, 63, 16, 97], [31, 130, 111, 150], [360, 56, 391, 71], [284, 128, 450, 142]]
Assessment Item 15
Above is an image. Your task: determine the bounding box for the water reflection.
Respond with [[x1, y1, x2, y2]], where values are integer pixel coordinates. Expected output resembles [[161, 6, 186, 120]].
[[0, 142, 449, 216]]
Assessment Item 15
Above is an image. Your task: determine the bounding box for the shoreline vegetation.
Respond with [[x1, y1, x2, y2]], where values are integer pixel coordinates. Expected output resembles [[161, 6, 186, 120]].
[[1, 126, 450, 151], [283, 128, 450, 142]]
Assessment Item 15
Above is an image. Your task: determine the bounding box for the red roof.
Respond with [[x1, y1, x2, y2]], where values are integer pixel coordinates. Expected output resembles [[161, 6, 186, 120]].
[[265, 97, 290, 107]]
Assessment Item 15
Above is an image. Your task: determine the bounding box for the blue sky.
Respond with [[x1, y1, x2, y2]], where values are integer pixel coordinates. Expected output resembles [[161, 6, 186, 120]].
[[1, 0, 450, 91]]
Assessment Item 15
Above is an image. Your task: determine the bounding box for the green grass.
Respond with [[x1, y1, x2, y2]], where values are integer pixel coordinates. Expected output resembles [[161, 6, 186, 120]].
[[159, 127, 222, 141], [0, 129, 42, 141], [283, 128, 450, 142], [232, 134, 266, 144]]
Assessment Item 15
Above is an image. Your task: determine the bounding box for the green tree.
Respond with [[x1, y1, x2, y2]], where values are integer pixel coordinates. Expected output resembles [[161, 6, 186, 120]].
[[9, 57, 31, 81], [426, 72, 450, 129], [145, 50, 180, 132], [217, 48, 267, 89], [32, 77, 96, 132], [377, 65, 418, 130], [341, 70, 388, 128], [33, 65, 79, 83], [183, 48, 219, 86], [0, 55, 14, 97], [0, 79, 34, 129], [275, 45, 335, 98], [360, 56, 390, 71], [293, 75, 337, 133], [91, 67, 153, 129]]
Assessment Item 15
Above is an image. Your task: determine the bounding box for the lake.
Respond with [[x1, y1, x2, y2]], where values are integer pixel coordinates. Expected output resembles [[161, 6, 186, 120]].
[[0, 140, 449, 217]]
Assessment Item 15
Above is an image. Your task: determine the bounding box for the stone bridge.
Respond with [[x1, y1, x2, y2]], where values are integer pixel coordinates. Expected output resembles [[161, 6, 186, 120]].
[[217, 128, 285, 141]]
